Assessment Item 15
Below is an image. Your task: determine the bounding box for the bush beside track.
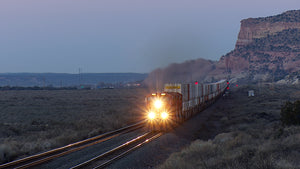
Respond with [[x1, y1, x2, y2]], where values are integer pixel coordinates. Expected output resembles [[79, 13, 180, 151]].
[[281, 100, 300, 126], [158, 84, 300, 169]]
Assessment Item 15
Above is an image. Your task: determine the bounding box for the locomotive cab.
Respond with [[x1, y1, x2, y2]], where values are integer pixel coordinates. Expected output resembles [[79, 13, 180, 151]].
[[145, 92, 182, 131], [145, 93, 171, 121]]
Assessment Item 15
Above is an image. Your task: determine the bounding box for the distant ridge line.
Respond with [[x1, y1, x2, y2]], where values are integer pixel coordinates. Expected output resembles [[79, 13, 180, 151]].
[[0, 73, 148, 87]]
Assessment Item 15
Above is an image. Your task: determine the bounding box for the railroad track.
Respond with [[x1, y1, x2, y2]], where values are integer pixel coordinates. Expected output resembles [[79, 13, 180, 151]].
[[0, 121, 145, 169], [70, 132, 163, 169]]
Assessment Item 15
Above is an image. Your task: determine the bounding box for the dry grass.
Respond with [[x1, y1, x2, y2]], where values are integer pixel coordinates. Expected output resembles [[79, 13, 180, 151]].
[[0, 88, 149, 164], [158, 84, 300, 169], [159, 127, 300, 169]]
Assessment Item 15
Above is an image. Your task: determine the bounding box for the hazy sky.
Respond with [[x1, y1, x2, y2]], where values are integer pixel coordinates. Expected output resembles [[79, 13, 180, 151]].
[[0, 0, 299, 73]]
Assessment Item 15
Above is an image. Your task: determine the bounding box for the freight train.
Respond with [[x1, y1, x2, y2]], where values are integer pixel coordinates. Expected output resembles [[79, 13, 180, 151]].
[[145, 79, 228, 131]]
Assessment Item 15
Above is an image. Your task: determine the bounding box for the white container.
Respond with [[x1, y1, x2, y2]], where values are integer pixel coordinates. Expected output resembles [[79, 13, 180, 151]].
[[248, 90, 255, 97], [182, 101, 189, 111]]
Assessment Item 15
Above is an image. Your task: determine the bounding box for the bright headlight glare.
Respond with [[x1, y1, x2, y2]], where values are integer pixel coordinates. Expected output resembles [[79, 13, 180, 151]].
[[161, 112, 168, 119], [154, 100, 162, 109], [148, 112, 156, 119]]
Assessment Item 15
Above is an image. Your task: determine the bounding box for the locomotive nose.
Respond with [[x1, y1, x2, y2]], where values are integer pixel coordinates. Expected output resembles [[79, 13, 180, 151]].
[[148, 112, 156, 120], [147, 111, 169, 120], [154, 100, 163, 109], [161, 112, 169, 119]]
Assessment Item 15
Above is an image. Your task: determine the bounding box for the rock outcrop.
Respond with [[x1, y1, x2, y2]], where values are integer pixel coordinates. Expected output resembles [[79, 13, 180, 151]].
[[145, 10, 300, 87], [236, 10, 300, 48], [219, 10, 300, 79]]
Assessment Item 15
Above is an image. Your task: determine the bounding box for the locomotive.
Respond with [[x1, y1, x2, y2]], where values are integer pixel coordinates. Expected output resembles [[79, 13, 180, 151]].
[[145, 79, 228, 131]]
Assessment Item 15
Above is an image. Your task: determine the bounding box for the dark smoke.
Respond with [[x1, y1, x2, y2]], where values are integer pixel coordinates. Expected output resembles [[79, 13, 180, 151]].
[[144, 58, 217, 90]]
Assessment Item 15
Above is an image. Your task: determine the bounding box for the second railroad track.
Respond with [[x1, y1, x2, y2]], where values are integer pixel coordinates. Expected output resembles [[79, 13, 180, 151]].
[[0, 121, 146, 169]]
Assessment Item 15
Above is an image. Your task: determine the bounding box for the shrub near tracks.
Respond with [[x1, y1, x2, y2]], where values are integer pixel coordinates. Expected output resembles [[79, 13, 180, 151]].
[[0, 88, 147, 164], [281, 100, 300, 126], [158, 84, 300, 169]]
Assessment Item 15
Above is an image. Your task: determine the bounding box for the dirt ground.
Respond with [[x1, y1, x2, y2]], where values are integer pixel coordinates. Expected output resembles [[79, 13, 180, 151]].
[[1, 84, 300, 168]]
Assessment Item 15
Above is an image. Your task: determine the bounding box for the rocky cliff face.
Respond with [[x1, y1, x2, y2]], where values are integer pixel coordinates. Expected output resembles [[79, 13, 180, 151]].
[[145, 10, 300, 87], [236, 10, 300, 48], [218, 10, 300, 79]]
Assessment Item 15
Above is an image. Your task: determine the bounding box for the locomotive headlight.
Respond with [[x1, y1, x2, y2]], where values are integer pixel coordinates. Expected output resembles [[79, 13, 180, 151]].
[[161, 112, 169, 119], [154, 100, 163, 109], [148, 112, 156, 120]]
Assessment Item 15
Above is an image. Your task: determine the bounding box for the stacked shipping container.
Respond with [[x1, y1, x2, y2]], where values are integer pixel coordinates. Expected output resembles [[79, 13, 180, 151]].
[[164, 79, 227, 112]]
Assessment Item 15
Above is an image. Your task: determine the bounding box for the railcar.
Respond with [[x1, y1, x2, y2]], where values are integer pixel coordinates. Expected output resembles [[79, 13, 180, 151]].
[[145, 79, 228, 131]]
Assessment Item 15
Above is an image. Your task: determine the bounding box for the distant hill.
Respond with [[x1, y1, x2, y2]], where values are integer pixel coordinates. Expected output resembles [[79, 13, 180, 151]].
[[145, 10, 300, 87], [0, 73, 148, 87]]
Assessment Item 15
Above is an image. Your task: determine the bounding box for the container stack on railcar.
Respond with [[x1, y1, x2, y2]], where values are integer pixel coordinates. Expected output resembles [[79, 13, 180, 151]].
[[145, 79, 228, 131]]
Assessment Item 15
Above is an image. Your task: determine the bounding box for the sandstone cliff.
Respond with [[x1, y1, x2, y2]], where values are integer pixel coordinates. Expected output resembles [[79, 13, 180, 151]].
[[219, 10, 300, 79], [236, 10, 300, 48], [145, 10, 300, 87]]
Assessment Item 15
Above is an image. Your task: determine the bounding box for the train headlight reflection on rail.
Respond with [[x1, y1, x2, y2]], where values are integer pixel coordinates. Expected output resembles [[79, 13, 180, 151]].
[[161, 112, 169, 119], [154, 100, 163, 109], [148, 112, 156, 120]]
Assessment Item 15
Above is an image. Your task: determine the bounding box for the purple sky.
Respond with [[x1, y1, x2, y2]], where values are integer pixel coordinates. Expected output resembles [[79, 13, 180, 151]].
[[0, 0, 299, 73]]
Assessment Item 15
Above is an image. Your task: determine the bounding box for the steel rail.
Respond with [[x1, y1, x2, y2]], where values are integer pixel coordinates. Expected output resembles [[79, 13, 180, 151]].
[[94, 132, 163, 169], [70, 132, 163, 169], [0, 120, 145, 169]]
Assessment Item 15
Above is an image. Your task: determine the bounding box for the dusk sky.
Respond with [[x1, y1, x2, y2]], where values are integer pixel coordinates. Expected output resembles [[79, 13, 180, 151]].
[[0, 1, 299, 73]]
